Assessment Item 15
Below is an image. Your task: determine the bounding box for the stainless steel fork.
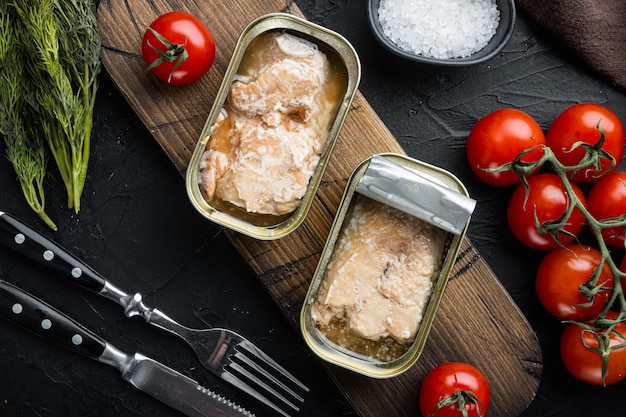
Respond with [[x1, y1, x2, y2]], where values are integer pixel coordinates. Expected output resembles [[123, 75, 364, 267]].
[[0, 211, 309, 417]]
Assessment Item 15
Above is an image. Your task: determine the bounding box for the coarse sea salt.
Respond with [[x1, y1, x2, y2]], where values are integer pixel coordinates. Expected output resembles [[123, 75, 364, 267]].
[[378, 0, 500, 59]]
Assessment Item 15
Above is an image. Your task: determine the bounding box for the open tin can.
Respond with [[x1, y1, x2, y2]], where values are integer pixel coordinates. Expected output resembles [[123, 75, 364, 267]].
[[300, 153, 476, 378], [185, 13, 361, 239]]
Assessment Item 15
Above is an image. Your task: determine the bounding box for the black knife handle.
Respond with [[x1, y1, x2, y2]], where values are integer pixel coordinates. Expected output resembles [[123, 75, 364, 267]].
[[0, 212, 106, 292], [0, 280, 107, 359]]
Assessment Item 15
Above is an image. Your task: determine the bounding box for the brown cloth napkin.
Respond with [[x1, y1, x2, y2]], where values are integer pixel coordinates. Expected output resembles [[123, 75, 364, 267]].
[[516, 0, 626, 91]]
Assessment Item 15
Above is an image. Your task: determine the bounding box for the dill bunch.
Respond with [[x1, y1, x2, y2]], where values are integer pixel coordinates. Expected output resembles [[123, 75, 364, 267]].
[[0, 2, 57, 230], [7, 0, 101, 219]]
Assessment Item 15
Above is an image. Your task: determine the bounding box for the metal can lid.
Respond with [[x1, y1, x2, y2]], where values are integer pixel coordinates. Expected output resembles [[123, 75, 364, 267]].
[[355, 155, 476, 235]]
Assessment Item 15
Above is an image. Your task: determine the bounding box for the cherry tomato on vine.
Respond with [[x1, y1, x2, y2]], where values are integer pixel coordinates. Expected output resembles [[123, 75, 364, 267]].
[[546, 103, 624, 183], [535, 244, 613, 321], [466, 108, 546, 187], [507, 173, 587, 250], [419, 362, 490, 417], [587, 171, 626, 248], [141, 12, 216, 85], [560, 311, 626, 386]]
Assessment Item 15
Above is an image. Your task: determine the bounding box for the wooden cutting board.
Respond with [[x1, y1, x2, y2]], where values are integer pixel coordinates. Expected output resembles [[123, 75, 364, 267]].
[[97, 1, 542, 416]]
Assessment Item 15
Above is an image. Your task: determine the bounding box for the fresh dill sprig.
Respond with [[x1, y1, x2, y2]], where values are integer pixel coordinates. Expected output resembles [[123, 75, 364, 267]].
[[0, 2, 57, 230]]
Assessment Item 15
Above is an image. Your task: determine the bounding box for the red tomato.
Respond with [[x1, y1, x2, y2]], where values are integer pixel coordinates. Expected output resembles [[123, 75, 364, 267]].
[[142, 12, 215, 85], [419, 362, 490, 417], [507, 173, 587, 250], [535, 244, 613, 321], [587, 171, 626, 248], [546, 103, 625, 182], [560, 311, 626, 386], [466, 108, 546, 186]]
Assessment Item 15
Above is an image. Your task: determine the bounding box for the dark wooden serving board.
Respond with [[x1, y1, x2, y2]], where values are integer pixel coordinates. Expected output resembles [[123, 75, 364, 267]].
[[97, 1, 542, 416]]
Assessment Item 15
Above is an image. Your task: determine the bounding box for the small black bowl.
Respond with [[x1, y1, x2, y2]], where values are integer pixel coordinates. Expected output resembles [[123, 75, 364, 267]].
[[367, 0, 516, 66]]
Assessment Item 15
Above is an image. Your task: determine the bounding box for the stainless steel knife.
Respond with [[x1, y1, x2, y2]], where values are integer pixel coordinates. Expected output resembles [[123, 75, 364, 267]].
[[0, 279, 255, 417]]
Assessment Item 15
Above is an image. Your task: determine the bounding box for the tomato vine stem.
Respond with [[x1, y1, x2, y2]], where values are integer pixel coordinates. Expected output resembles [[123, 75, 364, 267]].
[[488, 126, 626, 384], [429, 390, 486, 417]]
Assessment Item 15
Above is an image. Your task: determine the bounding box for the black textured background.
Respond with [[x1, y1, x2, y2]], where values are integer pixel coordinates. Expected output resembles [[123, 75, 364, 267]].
[[1, 1, 626, 416]]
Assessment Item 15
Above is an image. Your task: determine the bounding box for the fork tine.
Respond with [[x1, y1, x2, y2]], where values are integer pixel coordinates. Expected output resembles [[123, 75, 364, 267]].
[[219, 339, 309, 416], [221, 371, 292, 417], [230, 354, 304, 405], [238, 340, 309, 392], [226, 363, 298, 411]]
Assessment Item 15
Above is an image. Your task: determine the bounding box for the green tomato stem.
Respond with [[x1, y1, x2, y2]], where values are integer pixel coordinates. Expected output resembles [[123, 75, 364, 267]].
[[498, 128, 626, 384]]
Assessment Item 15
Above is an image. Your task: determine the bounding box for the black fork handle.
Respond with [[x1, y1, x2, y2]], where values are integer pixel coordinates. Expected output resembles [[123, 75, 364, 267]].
[[0, 211, 106, 293]]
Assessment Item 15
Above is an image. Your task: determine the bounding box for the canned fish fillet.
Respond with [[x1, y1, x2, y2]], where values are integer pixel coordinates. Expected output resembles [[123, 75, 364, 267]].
[[186, 13, 361, 239], [301, 154, 476, 378]]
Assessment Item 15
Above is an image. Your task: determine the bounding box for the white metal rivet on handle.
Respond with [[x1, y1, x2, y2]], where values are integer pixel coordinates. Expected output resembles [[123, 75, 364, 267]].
[[43, 250, 54, 261], [12, 303, 23, 314], [41, 318, 52, 330], [72, 334, 83, 345], [14, 234, 25, 245]]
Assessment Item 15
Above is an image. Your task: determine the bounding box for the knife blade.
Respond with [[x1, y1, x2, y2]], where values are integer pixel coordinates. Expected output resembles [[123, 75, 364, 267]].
[[0, 280, 255, 417]]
